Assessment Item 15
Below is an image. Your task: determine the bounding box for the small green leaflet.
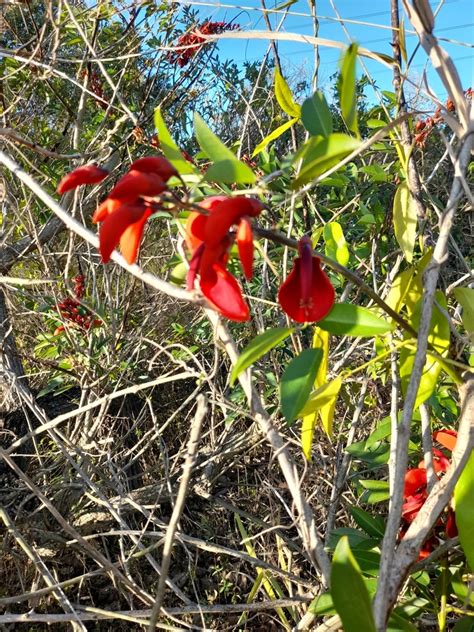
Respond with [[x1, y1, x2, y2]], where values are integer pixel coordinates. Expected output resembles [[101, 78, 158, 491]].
[[252, 118, 298, 158], [154, 109, 199, 176], [393, 182, 418, 263], [280, 348, 323, 424], [350, 506, 385, 538], [230, 327, 294, 385], [274, 69, 301, 119], [194, 113, 256, 184], [318, 303, 395, 336], [453, 287, 474, 336], [339, 43, 359, 137], [301, 91, 333, 137], [292, 133, 361, 188], [454, 450, 474, 570], [324, 222, 350, 266], [331, 537, 377, 632]]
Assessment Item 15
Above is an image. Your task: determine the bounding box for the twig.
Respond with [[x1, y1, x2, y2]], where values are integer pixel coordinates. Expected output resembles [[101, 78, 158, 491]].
[[148, 395, 208, 631]]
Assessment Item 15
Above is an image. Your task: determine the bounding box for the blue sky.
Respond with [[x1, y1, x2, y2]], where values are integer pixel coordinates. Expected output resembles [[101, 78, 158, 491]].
[[182, 0, 473, 106]]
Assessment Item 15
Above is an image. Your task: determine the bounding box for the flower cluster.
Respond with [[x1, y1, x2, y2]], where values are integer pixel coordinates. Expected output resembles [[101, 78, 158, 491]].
[[58, 159, 336, 324], [54, 275, 102, 336], [168, 22, 239, 67], [57, 156, 177, 265], [400, 429, 458, 559], [415, 89, 472, 147], [81, 70, 107, 110], [185, 196, 264, 321]]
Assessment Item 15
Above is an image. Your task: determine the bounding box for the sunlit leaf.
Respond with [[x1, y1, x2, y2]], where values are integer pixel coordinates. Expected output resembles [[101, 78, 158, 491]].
[[393, 182, 417, 263], [454, 451, 474, 570], [154, 108, 199, 175], [453, 287, 474, 336], [252, 118, 298, 157], [293, 133, 361, 188], [274, 68, 301, 119], [331, 537, 377, 632], [339, 43, 359, 136], [324, 221, 350, 266], [301, 377, 342, 456]]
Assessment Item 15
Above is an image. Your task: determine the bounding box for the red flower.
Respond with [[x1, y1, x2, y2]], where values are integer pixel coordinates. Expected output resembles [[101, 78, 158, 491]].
[[278, 236, 335, 323], [107, 170, 167, 204], [57, 165, 109, 194], [404, 467, 427, 498], [130, 156, 177, 182], [185, 196, 264, 321], [99, 202, 152, 265], [433, 429, 457, 452]]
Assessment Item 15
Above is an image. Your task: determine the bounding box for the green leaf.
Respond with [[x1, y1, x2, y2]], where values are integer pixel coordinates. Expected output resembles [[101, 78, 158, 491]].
[[359, 479, 390, 491], [204, 160, 256, 185], [169, 262, 187, 285], [393, 182, 418, 263], [194, 113, 256, 184], [324, 222, 350, 266], [339, 43, 359, 136], [154, 109, 199, 176], [274, 69, 301, 119], [318, 304, 395, 336], [230, 327, 294, 385], [280, 348, 323, 424], [454, 450, 474, 570], [350, 507, 385, 538], [300, 376, 342, 453], [293, 133, 361, 188], [453, 287, 474, 336], [400, 292, 450, 408], [252, 118, 298, 157], [301, 91, 333, 137], [399, 18, 407, 65], [331, 537, 376, 632]]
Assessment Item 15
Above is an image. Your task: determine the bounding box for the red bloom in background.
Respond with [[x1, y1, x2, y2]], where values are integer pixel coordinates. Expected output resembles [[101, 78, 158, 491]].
[[168, 22, 239, 67], [399, 429, 458, 558], [185, 196, 264, 321], [278, 236, 335, 323], [57, 164, 109, 194]]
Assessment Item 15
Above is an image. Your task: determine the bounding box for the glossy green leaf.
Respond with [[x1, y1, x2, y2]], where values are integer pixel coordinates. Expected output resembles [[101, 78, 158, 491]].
[[324, 221, 350, 266], [318, 303, 395, 336], [359, 479, 390, 491], [169, 262, 187, 285], [400, 292, 450, 408], [454, 451, 474, 570], [154, 109, 199, 176], [230, 327, 294, 385], [274, 69, 301, 119], [301, 91, 333, 137], [331, 537, 376, 632], [252, 118, 298, 157], [280, 349, 323, 424], [453, 287, 474, 336], [350, 506, 385, 538], [194, 113, 256, 184], [339, 43, 359, 136], [393, 182, 417, 263], [293, 133, 361, 188]]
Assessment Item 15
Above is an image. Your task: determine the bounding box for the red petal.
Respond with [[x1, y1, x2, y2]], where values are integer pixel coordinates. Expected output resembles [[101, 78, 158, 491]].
[[130, 156, 177, 182], [92, 198, 122, 223], [404, 468, 427, 498], [200, 264, 250, 321], [236, 217, 254, 280], [57, 165, 108, 194], [433, 429, 457, 452], [99, 204, 148, 263], [418, 448, 451, 473], [402, 492, 426, 522], [278, 256, 335, 323], [204, 197, 264, 248], [185, 197, 230, 252], [446, 510, 458, 538], [108, 170, 166, 203], [119, 207, 152, 264]]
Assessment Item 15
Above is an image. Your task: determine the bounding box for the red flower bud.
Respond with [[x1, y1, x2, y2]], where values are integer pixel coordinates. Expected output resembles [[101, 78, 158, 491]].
[[278, 237, 335, 323], [107, 170, 167, 203], [99, 202, 152, 264], [57, 165, 109, 194], [129, 156, 177, 182]]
